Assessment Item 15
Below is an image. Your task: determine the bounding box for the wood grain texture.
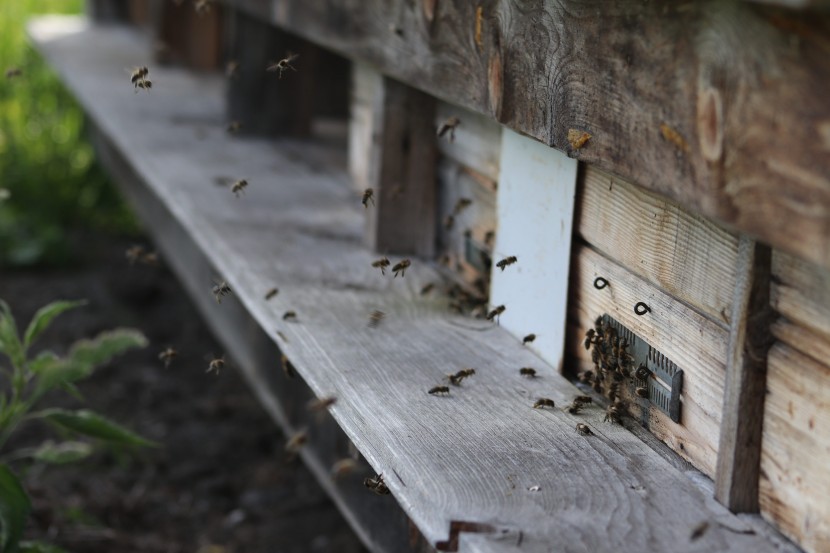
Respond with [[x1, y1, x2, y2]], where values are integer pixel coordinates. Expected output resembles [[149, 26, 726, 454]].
[[577, 167, 739, 325], [771, 250, 830, 354], [760, 344, 830, 553], [715, 238, 773, 512], [567, 245, 729, 477], [30, 17, 793, 553], [222, 0, 830, 271]]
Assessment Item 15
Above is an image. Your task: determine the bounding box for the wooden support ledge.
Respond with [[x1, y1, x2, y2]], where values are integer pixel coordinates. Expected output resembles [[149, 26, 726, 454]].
[[30, 16, 795, 553]]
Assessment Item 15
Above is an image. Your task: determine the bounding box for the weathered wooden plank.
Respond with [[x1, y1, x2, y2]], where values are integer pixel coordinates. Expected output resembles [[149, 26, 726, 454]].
[[223, 0, 830, 271], [771, 250, 830, 343], [715, 238, 773, 512], [155, 0, 223, 70], [760, 343, 830, 553], [349, 62, 382, 193], [577, 167, 739, 325], [359, 69, 438, 257], [434, 102, 501, 183], [567, 244, 729, 476], [31, 17, 794, 553]]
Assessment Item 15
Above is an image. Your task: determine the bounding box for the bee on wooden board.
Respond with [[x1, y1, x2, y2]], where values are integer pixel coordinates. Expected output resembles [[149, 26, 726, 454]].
[[281, 353, 296, 378], [420, 282, 435, 296], [308, 396, 337, 412], [496, 256, 518, 271], [368, 310, 385, 328], [519, 367, 537, 378], [231, 179, 248, 197], [690, 521, 710, 542], [285, 429, 308, 453], [635, 386, 649, 399], [5, 67, 22, 79], [446, 368, 475, 386], [437, 116, 460, 142], [362, 188, 375, 208], [533, 398, 555, 409], [522, 333, 536, 345], [392, 259, 410, 278], [573, 395, 592, 405], [578, 370, 594, 385], [206, 355, 225, 375], [331, 458, 358, 479], [283, 310, 297, 321], [452, 197, 472, 216], [266, 52, 299, 78], [371, 256, 390, 275], [576, 423, 594, 436], [212, 281, 231, 303], [428, 385, 450, 396], [635, 364, 652, 380], [364, 473, 390, 495], [158, 346, 178, 368], [604, 401, 624, 424], [564, 401, 584, 415], [486, 305, 505, 322], [265, 287, 279, 300]]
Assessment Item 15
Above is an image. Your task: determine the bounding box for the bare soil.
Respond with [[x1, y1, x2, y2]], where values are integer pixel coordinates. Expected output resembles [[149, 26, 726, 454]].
[[0, 233, 367, 553]]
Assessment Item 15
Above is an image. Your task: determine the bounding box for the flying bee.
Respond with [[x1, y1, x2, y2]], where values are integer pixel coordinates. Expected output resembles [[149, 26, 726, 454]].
[[130, 65, 149, 85], [635, 364, 652, 380], [371, 256, 390, 275], [212, 281, 231, 303], [5, 67, 22, 79], [519, 367, 537, 378], [265, 287, 279, 300], [486, 305, 505, 321], [331, 458, 358, 479], [158, 347, 178, 368], [266, 52, 299, 78], [283, 310, 297, 321], [225, 60, 239, 79], [308, 396, 337, 412], [428, 385, 450, 395], [368, 310, 385, 328], [496, 256, 518, 271], [522, 333, 536, 345], [437, 116, 460, 142], [420, 282, 435, 296], [364, 473, 390, 495], [443, 214, 455, 230], [285, 429, 308, 453], [392, 259, 411, 278], [576, 423, 594, 436], [635, 386, 649, 398], [125, 244, 145, 265], [452, 197, 472, 215], [533, 398, 555, 409], [206, 355, 225, 375], [135, 79, 152, 92], [226, 120, 242, 134], [362, 188, 375, 208], [231, 179, 248, 197], [281, 353, 296, 378]]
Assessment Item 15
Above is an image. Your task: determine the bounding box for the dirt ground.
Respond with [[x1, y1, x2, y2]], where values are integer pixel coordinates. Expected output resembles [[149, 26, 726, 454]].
[[0, 233, 367, 553]]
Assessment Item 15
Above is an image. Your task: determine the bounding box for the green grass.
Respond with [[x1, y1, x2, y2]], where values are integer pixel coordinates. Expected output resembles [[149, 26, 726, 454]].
[[0, 1, 140, 267]]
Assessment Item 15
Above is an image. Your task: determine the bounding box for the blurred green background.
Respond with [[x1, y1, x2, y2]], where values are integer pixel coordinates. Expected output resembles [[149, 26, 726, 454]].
[[0, 0, 139, 267]]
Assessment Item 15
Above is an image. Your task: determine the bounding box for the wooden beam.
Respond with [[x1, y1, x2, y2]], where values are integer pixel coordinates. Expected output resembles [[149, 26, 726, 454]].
[[715, 237, 774, 512], [223, 0, 830, 271], [357, 68, 438, 257]]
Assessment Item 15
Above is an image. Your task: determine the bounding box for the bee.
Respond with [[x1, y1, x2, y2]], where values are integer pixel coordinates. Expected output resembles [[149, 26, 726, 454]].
[[331, 458, 358, 479], [608, 380, 621, 402], [141, 252, 159, 266], [690, 521, 709, 542], [483, 230, 495, 248], [368, 310, 385, 328], [281, 353, 296, 378], [194, 0, 212, 15], [564, 401, 584, 415], [265, 287, 279, 300], [135, 79, 152, 92], [635, 386, 649, 399], [496, 256, 518, 271], [308, 396, 337, 412], [428, 385, 450, 395], [225, 60, 239, 79], [522, 333, 536, 345], [592, 378, 603, 394], [130, 66, 149, 86], [212, 281, 231, 303], [439, 254, 451, 267], [226, 120, 242, 134], [578, 370, 593, 384], [486, 305, 505, 321], [266, 52, 299, 78], [206, 355, 225, 374], [158, 347, 178, 368], [285, 429, 308, 453], [364, 473, 390, 495], [231, 179, 248, 197], [5, 67, 22, 79], [371, 256, 390, 275], [283, 310, 297, 321], [452, 197, 472, 215], [573, 395, 592, 405], [362, 188, 375, 208], [604, 401, 624, 424], [576, 423, 594, 436], [446, 368, 475, 386], [519, 367, 537, 378], [392, 259, 411, 278], [584, 328, 596, 350], [125, 244, 146, 265], [635, 364, 652, 380], [533, 398, 555, 409], [443, 214, 455, 230], [437, 116, 461, 142], [420, 282, 435, 296]]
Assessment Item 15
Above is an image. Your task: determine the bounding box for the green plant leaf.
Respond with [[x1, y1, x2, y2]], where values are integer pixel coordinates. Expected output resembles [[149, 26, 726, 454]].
[[23, 300, 86, 350], [32, 441, 93, 465], [0, 463, 31, 553], [0, 300, 25, 369], [39, 409, 157, 448]]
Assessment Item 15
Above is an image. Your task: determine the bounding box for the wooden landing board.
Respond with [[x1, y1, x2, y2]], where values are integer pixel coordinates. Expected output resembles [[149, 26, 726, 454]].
[[30, 16, 790, 553]]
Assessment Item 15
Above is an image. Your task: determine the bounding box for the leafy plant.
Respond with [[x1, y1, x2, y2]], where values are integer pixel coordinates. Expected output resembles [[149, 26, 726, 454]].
[[0, 299, 151, 553]]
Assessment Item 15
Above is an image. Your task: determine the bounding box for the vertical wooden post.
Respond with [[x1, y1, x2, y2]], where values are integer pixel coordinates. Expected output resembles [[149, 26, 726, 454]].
[[353, 65, 437, 257], [154, 0, 223, 70], [715, 237, 774, 512], [225, 8, 316, 136]]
